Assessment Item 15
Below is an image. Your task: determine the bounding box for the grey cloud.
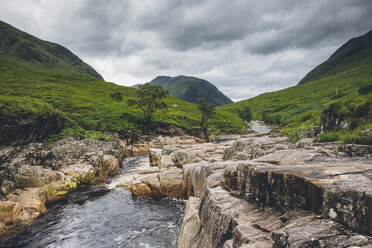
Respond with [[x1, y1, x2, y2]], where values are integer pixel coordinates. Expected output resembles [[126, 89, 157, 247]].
[[0, 0, 372, 101]]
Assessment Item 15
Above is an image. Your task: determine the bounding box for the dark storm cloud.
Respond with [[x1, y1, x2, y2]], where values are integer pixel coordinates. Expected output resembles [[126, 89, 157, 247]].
[[1, 0, 372, 100]]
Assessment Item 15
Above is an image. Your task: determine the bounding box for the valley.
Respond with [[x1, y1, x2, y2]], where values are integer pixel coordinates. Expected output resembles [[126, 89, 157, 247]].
[[0, 17, 371, 248]]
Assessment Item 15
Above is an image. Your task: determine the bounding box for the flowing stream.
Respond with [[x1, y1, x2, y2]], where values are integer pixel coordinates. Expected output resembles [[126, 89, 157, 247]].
[[2, 155, 186, 248], [250, 120, 271, 133]]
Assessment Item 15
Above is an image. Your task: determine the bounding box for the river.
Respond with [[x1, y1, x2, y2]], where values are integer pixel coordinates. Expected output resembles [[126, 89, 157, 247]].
[[250, 120, 271, 133], [1, 155, 186, 248]]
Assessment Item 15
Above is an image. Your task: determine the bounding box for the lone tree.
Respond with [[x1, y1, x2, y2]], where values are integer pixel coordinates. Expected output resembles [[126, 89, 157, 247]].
[[197, 98, 215, 142], [127, 83, 169, 131], [238, 106, 252, 123]]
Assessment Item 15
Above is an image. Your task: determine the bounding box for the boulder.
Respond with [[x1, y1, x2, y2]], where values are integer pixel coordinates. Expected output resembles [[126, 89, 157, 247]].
[[130, 168, 186, 198], [13, 165, 62, 188], [161, 155, 174, 168], [162, 145, 178, 155], [177, 197, 208, 248], [252, 149, 323, 164], [296, 138, 315, 148], [149, 148, 162, 167], [159, 168, 185, 198]]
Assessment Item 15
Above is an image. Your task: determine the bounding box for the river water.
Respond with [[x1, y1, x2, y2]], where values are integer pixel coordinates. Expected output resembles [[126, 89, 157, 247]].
[[250, 120, 271, 133], [2, 155, 186, 248]]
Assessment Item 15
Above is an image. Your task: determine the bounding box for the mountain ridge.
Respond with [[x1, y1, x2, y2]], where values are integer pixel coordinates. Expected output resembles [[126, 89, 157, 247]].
[[298, 29, 372, 85], [134, 75, 233, 106], [0, 20, 104, 80], [220, 29, 372, 139]]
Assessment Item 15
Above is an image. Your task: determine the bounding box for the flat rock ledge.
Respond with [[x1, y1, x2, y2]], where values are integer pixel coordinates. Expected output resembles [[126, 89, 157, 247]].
[[125, 133, 372, 247]]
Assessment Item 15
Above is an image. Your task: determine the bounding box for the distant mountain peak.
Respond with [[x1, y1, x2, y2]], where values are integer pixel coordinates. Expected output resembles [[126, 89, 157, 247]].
[[149, 75, 233, 106]]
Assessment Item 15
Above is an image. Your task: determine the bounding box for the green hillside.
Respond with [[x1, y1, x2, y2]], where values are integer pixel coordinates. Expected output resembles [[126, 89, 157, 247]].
[[0, 20, 103, 80], [0, 56, 244, 142], [299, 30, 372, 85], [147, 75, 233, 106], [219, 32, 372, 143]]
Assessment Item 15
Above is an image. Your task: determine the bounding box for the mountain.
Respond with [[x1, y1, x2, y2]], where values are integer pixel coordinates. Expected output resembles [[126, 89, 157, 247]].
[[298, 29, 372, 85], [148, 75, 233, 106], [220, 30, 372, 143], [0, 20, 103, 80], [0, 21, 244, 143]]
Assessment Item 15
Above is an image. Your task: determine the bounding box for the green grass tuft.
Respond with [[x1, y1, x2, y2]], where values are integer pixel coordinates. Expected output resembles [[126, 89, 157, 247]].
[[317, 132, 340, 142]]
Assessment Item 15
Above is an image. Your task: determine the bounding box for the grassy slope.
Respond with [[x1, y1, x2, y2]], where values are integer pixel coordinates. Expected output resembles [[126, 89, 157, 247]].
[[218, 46, 372, 141], [0, 56, 244, 140], [0, 20, 103, 80], [299, 29, 372, 85]]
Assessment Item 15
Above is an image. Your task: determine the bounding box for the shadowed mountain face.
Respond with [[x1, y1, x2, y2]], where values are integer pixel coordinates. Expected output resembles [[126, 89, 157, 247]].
[[147, 75, 233, 106], [0, 20, 104, 80], [298, 29, 372, 85]]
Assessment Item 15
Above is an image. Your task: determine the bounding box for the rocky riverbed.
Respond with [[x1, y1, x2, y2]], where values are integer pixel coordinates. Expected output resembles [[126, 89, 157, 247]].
[[0, 125, 371, 247], [121, 132, 371, 247]]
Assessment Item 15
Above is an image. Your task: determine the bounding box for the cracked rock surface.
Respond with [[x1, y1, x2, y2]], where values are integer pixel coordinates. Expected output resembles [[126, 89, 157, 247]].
[[124, 132, 372, 247]]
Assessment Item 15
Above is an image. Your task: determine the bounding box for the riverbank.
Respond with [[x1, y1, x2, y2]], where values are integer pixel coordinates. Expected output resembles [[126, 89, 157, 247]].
[[1, 155, 185, 248], [0, 134, 203, 242], [1, 123, 371, 247], [120, 130, 372, 247]]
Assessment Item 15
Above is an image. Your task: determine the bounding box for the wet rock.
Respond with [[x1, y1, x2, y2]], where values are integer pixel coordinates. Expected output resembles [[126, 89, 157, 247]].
[[102, 155, 120, 176], [0, 188, 47, 238], [0, 136, 128, 238], [68, 187, 109, 205]]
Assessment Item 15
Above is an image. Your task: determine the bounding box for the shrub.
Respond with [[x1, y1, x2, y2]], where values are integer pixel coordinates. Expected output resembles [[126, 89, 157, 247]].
[[110, 92, 123, 101], [354, 101, 371, 119], [342, 133, 372, 145], [358, 84, 372, 95], [282, 124, 313, 143], [261, 110, 281, 125], [322, 102, 349, 117], [317, 132, 340, 142], [301, 114, 313, 122], [237, 106, 252, 122]]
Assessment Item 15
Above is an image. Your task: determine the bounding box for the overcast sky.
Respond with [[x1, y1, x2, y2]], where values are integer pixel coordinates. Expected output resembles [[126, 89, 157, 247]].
[[1, 0, 372, 101]]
